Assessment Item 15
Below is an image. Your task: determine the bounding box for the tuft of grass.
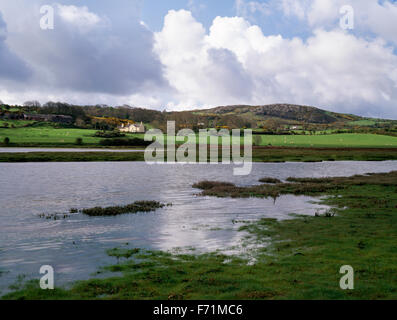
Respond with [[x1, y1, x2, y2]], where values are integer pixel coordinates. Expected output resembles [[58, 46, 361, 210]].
[[192, 181, 235, 190], [81, 201, 166, 217], [106, 248, 141, 263], [259, 177, 282, 184]]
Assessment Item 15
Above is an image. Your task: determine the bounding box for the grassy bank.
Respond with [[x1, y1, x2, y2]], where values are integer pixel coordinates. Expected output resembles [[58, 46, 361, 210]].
[[3, 171, 397, 300], [1, 147, 397, 163]]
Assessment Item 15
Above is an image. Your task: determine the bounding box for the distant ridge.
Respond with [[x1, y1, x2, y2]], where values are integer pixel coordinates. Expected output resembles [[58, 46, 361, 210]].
[[196, 104, 361, 124]]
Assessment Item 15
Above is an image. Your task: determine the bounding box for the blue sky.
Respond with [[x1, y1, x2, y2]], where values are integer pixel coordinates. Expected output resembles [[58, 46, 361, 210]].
[[1, 0, 397, 118], [142, 0, 235, 30]]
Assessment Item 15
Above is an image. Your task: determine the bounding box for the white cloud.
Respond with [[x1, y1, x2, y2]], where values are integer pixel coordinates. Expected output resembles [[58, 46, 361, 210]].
[[279, 0, 397, 46], [235, 0, 271, 22], [57, 4, 103, 31], [280, 0, 309, 20], [155, 10, 253, 110], [155, 10, 397, 117]]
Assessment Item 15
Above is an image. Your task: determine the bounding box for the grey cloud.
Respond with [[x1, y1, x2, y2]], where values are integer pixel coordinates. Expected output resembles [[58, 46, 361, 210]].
[[0, 1, 169, 96], [0, 12, 31, 81], [205, 48, 253, 101]]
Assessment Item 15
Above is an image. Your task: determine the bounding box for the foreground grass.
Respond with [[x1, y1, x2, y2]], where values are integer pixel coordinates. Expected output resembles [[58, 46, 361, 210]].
[[1, 147, 397, 163], [3, 172, 397, 300]]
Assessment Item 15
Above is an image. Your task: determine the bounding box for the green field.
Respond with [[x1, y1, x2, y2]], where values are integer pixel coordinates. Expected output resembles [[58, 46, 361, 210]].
[[348, 120, 377, 126], [0, 125, 396, 148], [255, 133, 397, 148], [0, 126, 145, 146]]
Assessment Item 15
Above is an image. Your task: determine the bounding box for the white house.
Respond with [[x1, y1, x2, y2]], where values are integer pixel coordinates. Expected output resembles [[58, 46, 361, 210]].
[[119, 122, 146, 133]]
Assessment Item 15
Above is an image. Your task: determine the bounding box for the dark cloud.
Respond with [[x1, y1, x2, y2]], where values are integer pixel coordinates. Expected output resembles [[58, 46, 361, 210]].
[[0, 12, 31, 81], [0, 2, 168, 97]]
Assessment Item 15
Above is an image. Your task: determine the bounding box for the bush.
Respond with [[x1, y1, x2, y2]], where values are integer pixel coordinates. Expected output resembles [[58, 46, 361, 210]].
[[3, 137, 10, 145], [75, 137, 83, 145], [253, 135, 262, 146]]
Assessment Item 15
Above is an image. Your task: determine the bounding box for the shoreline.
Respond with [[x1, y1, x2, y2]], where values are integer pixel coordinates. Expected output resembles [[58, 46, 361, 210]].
[[1, 147, 397, 163]]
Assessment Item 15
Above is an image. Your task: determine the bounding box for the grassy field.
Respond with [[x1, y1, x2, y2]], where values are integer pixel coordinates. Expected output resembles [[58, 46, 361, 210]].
[[3, 171, 397, 300], [0, 125, 145, 146], [255, 133, 397, 148], [0, 123, 396, 148]]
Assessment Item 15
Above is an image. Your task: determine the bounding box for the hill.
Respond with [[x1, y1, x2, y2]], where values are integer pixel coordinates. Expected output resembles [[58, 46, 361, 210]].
[[198, 104, 360, 124], [1, 102, 396, 133]]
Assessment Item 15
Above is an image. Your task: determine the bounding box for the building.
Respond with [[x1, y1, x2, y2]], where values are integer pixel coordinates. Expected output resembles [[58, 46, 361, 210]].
[[119, 122, 146, 133]]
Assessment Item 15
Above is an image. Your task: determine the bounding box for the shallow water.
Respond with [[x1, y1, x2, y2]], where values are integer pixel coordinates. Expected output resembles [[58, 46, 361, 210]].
[[0, 161, 396, 293]]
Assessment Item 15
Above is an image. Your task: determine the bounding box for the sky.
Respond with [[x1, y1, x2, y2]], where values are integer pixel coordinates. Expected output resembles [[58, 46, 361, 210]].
[[0, 0, 397, 119]]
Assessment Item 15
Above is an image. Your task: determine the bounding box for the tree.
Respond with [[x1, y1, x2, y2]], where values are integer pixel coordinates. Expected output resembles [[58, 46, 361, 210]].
[[23, 100, 41, 107], [75, 117, 86, 128], [263, 119, 282, 132], [3, 137, 10, 145], [253, 135, 262, 146], [75, 138, 83, 145]]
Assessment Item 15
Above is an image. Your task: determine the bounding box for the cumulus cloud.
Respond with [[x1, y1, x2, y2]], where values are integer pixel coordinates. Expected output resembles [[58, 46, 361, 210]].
[[155, 10, 253, 109], [154, 9, 397, 117]]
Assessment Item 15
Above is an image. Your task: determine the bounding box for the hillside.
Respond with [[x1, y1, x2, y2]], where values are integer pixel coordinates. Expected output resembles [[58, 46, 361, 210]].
[[1, 102, 396, 133], [196, 104, 361, 124]]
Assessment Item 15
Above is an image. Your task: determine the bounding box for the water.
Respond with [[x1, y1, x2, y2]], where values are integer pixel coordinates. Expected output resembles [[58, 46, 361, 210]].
[[0, 161, 396, 293], [0, 148, 145, 153]]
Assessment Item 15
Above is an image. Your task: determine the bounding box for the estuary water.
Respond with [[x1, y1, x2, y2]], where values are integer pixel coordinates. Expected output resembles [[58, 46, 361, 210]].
[[0, 161, 396, 293]]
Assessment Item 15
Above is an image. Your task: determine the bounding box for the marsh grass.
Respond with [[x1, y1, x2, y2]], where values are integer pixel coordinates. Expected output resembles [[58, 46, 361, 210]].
[[193, 171, 397, 199], [258, 177, 282, 184], [106, 248, 141, 263], [81, 201, 166, 217]]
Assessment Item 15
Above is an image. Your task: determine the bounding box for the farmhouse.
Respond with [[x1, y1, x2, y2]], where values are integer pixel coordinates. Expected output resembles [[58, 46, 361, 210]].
[[119, 122, 146, 133]]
